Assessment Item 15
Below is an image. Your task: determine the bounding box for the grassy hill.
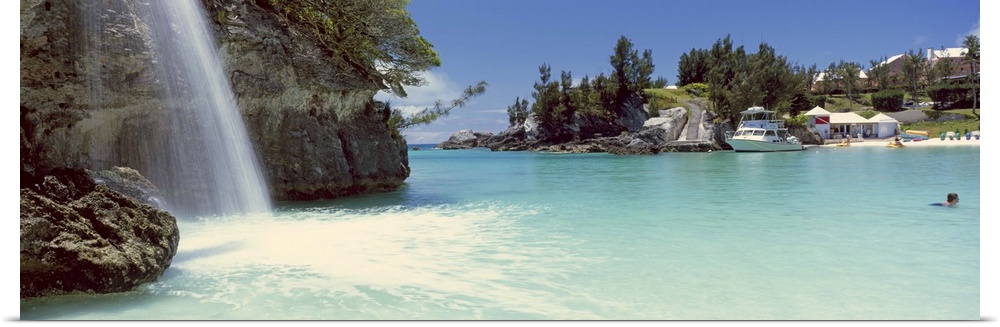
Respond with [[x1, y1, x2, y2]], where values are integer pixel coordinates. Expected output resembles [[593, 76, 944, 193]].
[[644, 88, 694, 116]]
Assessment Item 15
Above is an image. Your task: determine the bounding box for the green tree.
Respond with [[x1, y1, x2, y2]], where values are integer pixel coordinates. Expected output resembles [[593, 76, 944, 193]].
[[871, 89, 906, 112], [609, 36, 633, 104], [700, 36, 802, 124], [962, 34, 980, 116], [705, 35, 738, 120], [558, 70, 577, 119], [928, 46, 956, 82], [609, 36, 655, 106], [531, 64, 564, 133], [836, 61, 863, 109], [267, 0, 441, 97], [677, 48, 710, 86], [867, 56, 892, 92], [506, 97, 530, 126], [817, 62, 839, 96], [574, 75, 597, 114], [652, 76, 669, 88], [901, 49, 927, 101]]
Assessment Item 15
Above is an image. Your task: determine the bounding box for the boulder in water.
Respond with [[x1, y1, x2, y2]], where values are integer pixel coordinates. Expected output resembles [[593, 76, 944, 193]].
[[20, 168, 179, 299]]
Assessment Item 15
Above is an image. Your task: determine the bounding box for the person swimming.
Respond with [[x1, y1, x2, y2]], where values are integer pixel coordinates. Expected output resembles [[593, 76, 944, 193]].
[[930, 193, 959, 207]]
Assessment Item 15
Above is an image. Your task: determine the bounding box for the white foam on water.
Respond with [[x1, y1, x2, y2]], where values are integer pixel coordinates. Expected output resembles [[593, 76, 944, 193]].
[[154, 203, 608, 319]]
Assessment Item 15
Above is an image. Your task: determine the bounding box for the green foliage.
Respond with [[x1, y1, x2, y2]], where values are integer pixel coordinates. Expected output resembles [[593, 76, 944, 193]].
[[506, 97, 530, 126], [647, 94, 679, 112], [812, 95, 827, 107], [867, 56, 892, 91], [926, 83, 977, 109], [900, 49, 927, 101], [609, 36, 655, 104], [829, 61, 863, 109], [870, 89, 906, 112], [697, 35, 806, 124], [928, 48, 956, 82], [788, 90, 812, 116], [530, 36, 656, 139], [682, 83, 709, 97], [266, 0, 441, 96], [962, 34, 980, 116], [677, 48, 710, 86], [652, 76, 669, 88], [785, 114, 808, 127], [531, 64, 562, 131]]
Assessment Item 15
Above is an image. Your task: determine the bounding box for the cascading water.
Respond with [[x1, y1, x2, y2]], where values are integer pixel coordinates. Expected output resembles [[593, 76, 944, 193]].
[[143, 0, 272, 217], [82, 0, 272, 217]]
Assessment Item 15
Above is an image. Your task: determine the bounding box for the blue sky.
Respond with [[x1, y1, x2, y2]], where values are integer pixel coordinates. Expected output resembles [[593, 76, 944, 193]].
[[378, 0, 982, 144]]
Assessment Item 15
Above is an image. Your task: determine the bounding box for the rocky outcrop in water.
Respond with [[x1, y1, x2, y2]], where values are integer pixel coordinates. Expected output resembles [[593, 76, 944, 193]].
[[437, 129, 494, 149], [482, 103, 725, 154], [20, 168, 179, 299], [486, 94, 652, 152], [20, 0, 411, 208]]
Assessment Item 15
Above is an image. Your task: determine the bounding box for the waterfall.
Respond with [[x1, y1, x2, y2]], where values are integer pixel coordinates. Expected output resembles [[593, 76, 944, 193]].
[[144, 0, 272, 217], [79, 0, 273, 217]]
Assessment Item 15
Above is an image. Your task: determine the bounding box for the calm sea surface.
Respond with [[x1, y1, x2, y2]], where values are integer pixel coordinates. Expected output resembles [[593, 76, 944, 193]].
[[20, 145, 981, 320]]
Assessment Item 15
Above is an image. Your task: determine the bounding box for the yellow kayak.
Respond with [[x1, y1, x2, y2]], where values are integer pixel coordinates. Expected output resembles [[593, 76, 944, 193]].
[[886, 143, 904, 148], [835, 143, 850, 147]]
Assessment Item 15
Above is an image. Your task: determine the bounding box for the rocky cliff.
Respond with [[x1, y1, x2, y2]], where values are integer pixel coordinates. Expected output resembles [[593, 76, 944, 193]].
[[208, 0, 409, 200], [20, 0, 409, 209]]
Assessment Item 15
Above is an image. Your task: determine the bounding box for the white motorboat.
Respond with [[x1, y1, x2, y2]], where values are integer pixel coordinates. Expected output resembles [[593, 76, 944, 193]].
[[724, 106, 804, 152]]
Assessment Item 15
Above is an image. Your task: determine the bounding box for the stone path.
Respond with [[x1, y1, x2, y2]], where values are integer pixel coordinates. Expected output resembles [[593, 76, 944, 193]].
[[678, 99, 704, 141]]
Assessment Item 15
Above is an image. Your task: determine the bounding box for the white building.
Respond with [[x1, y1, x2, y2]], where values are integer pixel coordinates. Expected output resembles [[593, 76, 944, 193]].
[[804, 106, 899, 140]]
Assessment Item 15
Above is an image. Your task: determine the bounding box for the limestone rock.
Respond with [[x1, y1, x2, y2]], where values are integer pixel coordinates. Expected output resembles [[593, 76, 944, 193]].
[[438, 129, 494, 149], [642, 107, 688, 143], [20, 168, 179, 299]]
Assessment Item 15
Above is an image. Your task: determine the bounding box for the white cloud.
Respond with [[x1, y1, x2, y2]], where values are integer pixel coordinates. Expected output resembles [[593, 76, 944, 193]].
[[391, 105, 425, 116], [374, 70, 462, 111], [478, 109, 509, 114], [400, 130, 451, 144], [956, 21, 980, 46], [913, 36, 926, 46]]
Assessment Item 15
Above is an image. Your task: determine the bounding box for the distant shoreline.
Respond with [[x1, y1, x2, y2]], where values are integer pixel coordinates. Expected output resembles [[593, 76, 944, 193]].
[[818, 137, 980, 148]]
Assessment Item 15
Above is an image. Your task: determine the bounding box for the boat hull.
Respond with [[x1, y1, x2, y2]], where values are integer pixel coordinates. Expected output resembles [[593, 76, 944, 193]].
[[726, 139, 805, 152]]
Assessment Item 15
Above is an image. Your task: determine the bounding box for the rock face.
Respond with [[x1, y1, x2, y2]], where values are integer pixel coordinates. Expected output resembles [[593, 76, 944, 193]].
[[210, 0, 409, 200], [20, 0, 408, 207], [642, 107, 689, 143], [437, 129, 494, 149], [20, 168, 180, 298]]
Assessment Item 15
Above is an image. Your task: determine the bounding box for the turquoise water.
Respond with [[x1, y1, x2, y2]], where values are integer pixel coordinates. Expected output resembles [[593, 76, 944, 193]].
[[20, 146, 980, 320]]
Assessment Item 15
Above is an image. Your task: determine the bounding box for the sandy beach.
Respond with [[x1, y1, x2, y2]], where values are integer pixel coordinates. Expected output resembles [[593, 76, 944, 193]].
[[817, 137, 981, 148]]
